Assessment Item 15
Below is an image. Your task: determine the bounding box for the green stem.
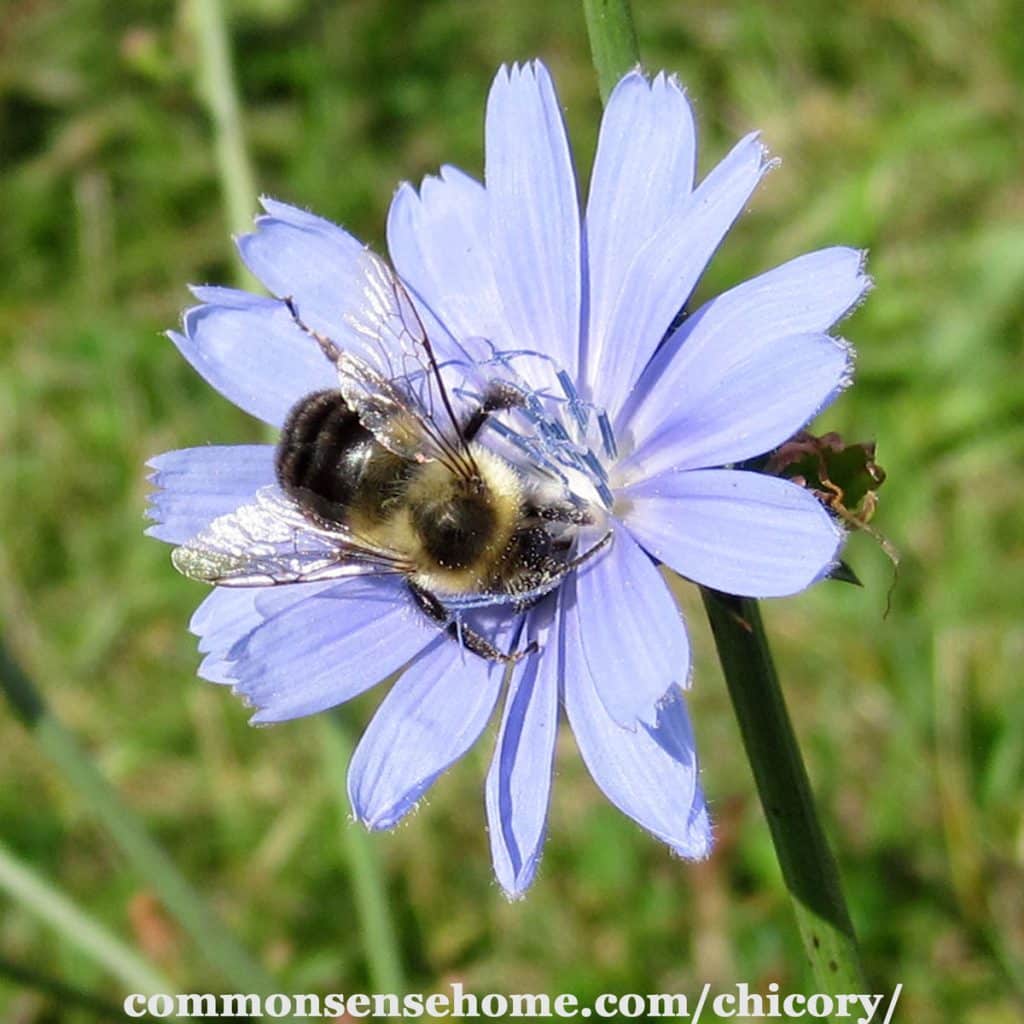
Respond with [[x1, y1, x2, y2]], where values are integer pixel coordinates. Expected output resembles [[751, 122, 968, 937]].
[[319, 715, 406, 994], [701, 592, 866, 994], [190, 0, 260, 288], [582, 0, 641, 101], [0, 638, 278, 1000], [580, 0, 867, 998], [0, 839, 170, 996]]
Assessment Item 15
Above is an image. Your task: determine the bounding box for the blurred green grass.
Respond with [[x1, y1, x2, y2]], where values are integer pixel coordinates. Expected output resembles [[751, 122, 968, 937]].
[[2, 0, 1022, 1020]]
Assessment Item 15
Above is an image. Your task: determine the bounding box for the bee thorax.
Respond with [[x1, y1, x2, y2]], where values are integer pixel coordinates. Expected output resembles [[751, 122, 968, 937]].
[[411, 490, 497, 570]]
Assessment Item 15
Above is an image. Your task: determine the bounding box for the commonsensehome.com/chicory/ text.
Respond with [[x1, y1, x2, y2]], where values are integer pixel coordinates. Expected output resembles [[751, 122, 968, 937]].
[[122, 981, 903, 1021]]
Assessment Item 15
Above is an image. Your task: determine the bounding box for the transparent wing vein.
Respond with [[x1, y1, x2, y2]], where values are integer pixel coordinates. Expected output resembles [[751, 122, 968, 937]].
[[171, 487, 405, 586]]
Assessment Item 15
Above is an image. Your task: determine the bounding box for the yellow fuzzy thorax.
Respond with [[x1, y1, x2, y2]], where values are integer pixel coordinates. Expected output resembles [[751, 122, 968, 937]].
[[352, 444, 524, 596]]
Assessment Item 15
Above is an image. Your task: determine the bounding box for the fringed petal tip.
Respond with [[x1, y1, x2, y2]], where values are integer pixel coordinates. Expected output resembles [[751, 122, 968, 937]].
[[254, 194, 341, 232], [498, 872, 536, 903], [494, 59, 555, 88], [600, 65, 690, 97], [258, 194, 288, 216], [351, 798, 423, 834], [185, 285, 267, 309], [741, 131, 780, 175], [196, 650, 236, 686], [661, 69, 687, 95], [836, 249, 874, 325], [670, 790, 714, 861], [142, 510, 181, 543], [196, 646, 298, 727], [491, 813, 549, 900], [492, 813, 550, 899], [627, 67, 691, 99], [347, 811, 377, 833], [827, 336, 858, 405], [141, 446, 278, 546]]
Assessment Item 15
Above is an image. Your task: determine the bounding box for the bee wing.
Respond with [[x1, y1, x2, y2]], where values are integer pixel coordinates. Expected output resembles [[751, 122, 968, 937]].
[[339, 249, 471, 466], [334, 351, 432, 463], [171, 487, 408, 587]]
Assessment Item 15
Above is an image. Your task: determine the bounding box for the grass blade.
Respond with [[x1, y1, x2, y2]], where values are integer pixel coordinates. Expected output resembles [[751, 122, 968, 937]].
[[0, 839, 170, 996], [320, 714, 406, 994], [188, 0, 260, 287], [0, 637, 279, 999]]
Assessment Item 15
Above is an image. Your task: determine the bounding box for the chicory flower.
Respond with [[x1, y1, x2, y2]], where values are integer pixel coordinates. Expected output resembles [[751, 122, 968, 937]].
[[148, 61, 867, 897]]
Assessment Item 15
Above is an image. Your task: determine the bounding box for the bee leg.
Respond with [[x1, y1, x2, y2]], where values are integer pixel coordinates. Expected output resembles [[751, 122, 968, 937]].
[[407, 582, 531, 664], [461, 381, 526, 441], [529, 500, 593, 526], [563, 529, 614, 571], [282, 296, 341, 363]]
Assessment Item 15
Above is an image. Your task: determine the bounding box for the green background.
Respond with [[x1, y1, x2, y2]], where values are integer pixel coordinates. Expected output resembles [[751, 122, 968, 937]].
[[2, 0, 1022, 1020]]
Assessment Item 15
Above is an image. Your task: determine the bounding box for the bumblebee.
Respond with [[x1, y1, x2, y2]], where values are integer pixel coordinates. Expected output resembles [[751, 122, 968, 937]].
[[171, 250, 608, 663]]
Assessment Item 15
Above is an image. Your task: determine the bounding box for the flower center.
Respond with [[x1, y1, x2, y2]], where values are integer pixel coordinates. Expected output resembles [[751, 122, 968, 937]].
[[449, 343, 618, 512]]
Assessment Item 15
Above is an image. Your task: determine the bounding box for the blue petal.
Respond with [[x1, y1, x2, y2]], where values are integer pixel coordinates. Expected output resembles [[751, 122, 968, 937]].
[[216, 578, 435, 723], [171, 292, 336, 427], [239, 195, 464, 373], [188, 285, 264, 308], [145, 445, 276, 544], [197, 652, 241, 684], [349, 639, 505, 830], [236, 198, 369, 346], [563, 604, 711, 858], [485, 61, 582, 376], [189, 586, 265, 683], [574, 527, 690, 728], [620, 332, 852, 480], [584, 71, 696, 402], [622, 468, 843, 597], [618, 248, 867, 474], [259, 196, 348, 234], [589, 133, 771, 420], [387, 166, 510, 351], [190, 581, 346, 683], [191, 582, 367, 686], [485, 607, 559, 898], [191, 585, 259, 644]]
